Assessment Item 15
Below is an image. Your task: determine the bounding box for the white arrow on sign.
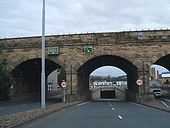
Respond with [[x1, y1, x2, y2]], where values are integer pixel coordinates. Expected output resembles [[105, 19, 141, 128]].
[[136, 79, 143, 86]]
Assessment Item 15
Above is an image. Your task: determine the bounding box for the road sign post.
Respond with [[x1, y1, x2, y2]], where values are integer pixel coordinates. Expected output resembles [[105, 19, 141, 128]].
[[63, 88, 66, 102], [61, 80, 67, 102]]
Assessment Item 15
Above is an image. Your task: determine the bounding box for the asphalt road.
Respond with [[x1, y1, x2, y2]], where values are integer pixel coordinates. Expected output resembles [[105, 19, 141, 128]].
[[19, 101, 170, 128]]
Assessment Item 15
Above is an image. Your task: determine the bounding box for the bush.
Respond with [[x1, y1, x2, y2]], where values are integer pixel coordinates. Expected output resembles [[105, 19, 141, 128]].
[[58, 68, 66, 86], [0, 62, 11, 100]]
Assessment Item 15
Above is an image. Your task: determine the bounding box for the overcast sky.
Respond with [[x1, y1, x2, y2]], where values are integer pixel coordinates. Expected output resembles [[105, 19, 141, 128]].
[[0, 0, 170, 38], [91, 66, 126, 77], [1, 0, 170, 76], [91, 65, 169, 77]]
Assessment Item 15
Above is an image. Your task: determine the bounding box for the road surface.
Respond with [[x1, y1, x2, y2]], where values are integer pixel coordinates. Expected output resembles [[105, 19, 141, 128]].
[[19, 101, 170, 128]]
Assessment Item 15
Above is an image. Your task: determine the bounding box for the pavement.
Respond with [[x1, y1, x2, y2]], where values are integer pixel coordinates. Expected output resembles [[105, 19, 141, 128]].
[[140, 99, 170, 112], [0, 97, 62, 116]]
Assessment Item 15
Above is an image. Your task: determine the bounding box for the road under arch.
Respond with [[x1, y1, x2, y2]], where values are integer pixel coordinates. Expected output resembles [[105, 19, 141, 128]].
[[77, 55, 138, 100]]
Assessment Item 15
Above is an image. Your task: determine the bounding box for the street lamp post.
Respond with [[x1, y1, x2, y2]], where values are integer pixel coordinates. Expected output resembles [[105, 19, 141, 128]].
[[142, 61, 145, 94], [41, 0, 46, 108]]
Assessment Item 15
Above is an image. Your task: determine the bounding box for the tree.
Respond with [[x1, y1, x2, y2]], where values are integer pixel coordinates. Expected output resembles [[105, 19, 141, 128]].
[[0, 44, 11, 100], [58, 68, 66, 86]]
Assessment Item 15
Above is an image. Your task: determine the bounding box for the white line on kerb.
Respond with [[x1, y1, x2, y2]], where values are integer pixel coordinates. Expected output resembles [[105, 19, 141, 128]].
[[118, 115, 123, 120], [77, 102, 89, 107], [161, 101, 169, 108], [165, 99, 170, 103]]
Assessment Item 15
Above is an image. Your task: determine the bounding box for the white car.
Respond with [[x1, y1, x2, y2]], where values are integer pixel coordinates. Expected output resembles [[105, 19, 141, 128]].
[[153, 90, 162, 97]]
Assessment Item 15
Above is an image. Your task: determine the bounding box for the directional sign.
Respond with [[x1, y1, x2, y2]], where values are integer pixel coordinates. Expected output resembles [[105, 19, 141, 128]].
[[136, 79, 143, 86], [48, 47, 59, 55]]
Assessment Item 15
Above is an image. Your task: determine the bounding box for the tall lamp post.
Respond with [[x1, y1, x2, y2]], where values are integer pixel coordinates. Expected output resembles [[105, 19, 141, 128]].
[[41, 0, 46, 108]]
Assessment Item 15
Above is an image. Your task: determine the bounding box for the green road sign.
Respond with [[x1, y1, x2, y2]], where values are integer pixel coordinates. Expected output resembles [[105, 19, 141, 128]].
[[84, 45, 93, 53], [48, 47, 59, 55]]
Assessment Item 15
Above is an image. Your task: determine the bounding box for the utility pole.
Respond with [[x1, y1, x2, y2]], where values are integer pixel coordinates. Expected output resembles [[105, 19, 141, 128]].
[[70, 65, 73, 94], [41, 0, 46, 108]]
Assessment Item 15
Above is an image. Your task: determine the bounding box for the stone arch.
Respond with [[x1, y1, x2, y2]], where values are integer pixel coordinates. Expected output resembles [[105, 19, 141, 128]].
[[154, 54, 170, 71], [8, 55, 66, 73], [74, 52, 135, 71], [10, 58, 62, 101], [77, 55, 138, 100]]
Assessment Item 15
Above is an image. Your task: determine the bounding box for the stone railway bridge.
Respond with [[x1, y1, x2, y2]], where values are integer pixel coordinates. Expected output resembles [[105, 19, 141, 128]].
[[0, 30, 170, 101]]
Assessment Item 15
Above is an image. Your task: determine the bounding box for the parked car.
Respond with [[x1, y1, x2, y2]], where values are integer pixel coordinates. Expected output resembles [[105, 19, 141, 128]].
[[153, 90, 162, 98]]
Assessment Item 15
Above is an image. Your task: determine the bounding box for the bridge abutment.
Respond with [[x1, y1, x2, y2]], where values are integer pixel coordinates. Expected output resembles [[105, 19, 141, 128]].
[[65, 67, 79, 94], [136, 62, 153, 102]]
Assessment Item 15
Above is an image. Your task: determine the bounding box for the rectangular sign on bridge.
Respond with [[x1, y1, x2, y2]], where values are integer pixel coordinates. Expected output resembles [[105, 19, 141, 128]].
[[48, 47, 59, 55]]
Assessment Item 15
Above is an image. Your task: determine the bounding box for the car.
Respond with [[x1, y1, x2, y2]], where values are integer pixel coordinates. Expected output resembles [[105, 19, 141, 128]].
[[153, 90, 162, 98]]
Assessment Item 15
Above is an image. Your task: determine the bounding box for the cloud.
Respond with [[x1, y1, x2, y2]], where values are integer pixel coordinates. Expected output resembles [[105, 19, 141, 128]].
[[0, 0, 170, 38]]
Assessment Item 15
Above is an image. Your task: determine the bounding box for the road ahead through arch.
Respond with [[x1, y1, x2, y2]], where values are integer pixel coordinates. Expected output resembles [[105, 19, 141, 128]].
[[20, 101, 170, 128]]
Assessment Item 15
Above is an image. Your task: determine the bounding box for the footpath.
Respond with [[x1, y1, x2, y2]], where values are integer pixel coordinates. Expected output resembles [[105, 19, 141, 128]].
[[140, 99, 170, 112], [0, 101, 81, 128]]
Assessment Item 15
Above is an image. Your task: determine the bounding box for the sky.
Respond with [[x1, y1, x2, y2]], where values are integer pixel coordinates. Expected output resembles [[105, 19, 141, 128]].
[[91, 65, 169, 77], [91, 66, 126, 77], [1, 0, 170, 76], [0, 0, 170, 38]]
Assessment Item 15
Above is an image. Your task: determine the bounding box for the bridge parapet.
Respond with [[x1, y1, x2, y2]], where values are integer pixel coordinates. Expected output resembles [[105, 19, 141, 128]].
[[0, 29, 170, 49]]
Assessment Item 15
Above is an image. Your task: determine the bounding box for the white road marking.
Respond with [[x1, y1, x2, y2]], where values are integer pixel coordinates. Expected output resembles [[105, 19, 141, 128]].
[[161, 101, 169, 108], [118, 115, 123, 120], [0, 108, 4, 110], [109, 102, 112, 107], [112, 108, 115, 111], [76, 102, 89, 107], [165, 99, 170, 103]]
